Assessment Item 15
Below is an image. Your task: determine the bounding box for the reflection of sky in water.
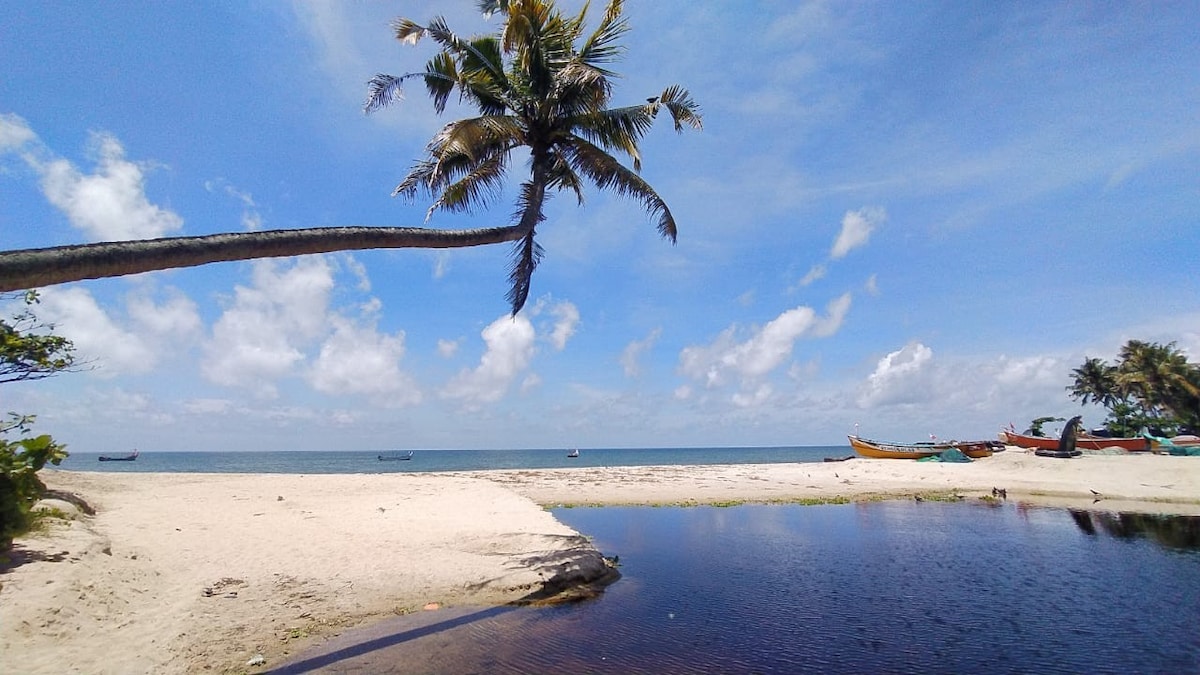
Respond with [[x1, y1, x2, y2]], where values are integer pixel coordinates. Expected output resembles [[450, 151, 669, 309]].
[[279, 502, 1200, 674]]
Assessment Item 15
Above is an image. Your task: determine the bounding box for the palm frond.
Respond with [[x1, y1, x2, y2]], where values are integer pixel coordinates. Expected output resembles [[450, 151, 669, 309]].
[[506, 229, 544, 315], [545, 152, 585, 204], [654, 85, 704, 132], [424, 52, 459, 114], [563, 137, 677, 241], [578, 0, 629, 68], [425, 152, 510, 220], [363, 74, 408, 114], [392, 18, 426, 45]]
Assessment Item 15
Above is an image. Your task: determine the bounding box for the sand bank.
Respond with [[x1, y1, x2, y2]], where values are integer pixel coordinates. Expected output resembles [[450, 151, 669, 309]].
[[469, 448, 1200, 515], [2, 471, 613, 674], [3, 449, 1198, 673]]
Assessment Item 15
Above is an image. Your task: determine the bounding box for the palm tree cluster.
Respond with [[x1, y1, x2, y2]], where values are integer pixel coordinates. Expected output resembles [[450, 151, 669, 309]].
[[1068, 340, 1200, 436], [365, 0, 702, 314]]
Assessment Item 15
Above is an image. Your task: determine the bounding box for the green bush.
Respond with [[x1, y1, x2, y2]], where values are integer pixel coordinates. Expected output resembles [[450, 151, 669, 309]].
[[1, 419, 68, 550]]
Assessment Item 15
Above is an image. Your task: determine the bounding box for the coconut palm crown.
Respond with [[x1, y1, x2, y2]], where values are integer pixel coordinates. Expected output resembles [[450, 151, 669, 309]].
[[364, 0, 702, 314]]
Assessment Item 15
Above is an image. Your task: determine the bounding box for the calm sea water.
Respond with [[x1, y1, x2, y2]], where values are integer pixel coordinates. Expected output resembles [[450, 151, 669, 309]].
[[57, 446, 848, 473], [278, 501, 1200, 674]]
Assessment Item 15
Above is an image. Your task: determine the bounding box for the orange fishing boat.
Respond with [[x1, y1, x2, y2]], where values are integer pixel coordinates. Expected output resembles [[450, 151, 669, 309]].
[[1000, 429, 1149, 452]]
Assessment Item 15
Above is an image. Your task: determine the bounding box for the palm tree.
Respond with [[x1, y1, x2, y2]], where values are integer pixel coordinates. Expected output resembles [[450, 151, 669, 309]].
[[1067, 356, 1120, 408], [0, 0, 700, 316], [1116, 340, 1200, 429], [364, 0, 702, 313]]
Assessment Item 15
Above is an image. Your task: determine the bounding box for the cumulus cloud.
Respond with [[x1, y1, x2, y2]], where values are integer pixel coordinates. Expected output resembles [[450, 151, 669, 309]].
[[202, 257, 336, 397], [857, 342, 935, 408], [35, 285, 201, 377], [35, 287, 155, 376], [308, 314, 421, 405], [831, 206, 885, 259], [442, 314, 537, 406], [679, 294, 852, 391], [37, 131, 183, 241], [527, 297, 580, 351], [620, 327, 662, 377]]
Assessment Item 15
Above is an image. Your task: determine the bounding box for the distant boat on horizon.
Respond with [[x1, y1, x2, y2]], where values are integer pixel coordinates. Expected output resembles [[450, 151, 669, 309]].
[[98, 449, 139, 462], [566, 449, 580, 458], [378, 451, 414, 461]]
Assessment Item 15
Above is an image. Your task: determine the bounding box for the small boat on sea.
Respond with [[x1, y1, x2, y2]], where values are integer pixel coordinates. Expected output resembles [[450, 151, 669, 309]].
[[378, 451, 414, 461], [848, 436, 995, 460], [98, 449, 139, 462], [1000, 429, 1149, 452], [566, 449, 580, 458]]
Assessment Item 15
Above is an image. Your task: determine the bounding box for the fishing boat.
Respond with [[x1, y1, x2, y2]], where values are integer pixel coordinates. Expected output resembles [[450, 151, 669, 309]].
[[98, 449, 139, 462], [848, 436, 995, 460], [378, 451, 414, 461], [1001, 429, 1149, 452], [566, 449, 580, 458]]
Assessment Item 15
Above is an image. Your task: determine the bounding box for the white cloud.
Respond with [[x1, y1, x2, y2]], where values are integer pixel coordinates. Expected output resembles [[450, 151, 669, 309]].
[[202, 257, 336, 397], [679, 294, 850, 391], [797, 264, 826, 287], [0, 113, 36, 149], [620, 327, 662, 377], [857, 342, 935, 408], [864, 274, 880, 296], [37, 131, 183, 241], [544, 300, 580, 351], [308, 315, 421, 404], [831, 206, 885, 259], [36, 287, 156, 376], [125, 289, 202, 342], [437, 338, 461, 358], [441, 314, 536, 406]]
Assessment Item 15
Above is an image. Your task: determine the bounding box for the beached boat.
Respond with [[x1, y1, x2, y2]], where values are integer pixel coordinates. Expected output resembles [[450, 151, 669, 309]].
[[378, 451, 414, 461], [1002, 429, 1149, 452], [848, 436, 995, 459], [566, 449, 580, 458], [98, 449, 139, 462]]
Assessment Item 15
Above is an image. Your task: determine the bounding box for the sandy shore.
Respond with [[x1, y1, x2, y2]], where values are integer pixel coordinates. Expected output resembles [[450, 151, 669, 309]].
[[3, 449, 1198, 673]]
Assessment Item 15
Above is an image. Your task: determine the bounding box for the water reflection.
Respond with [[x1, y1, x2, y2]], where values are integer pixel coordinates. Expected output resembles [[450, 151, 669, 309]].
[[279, 501, 1200, 674], [1068, 509, 1200, 550]]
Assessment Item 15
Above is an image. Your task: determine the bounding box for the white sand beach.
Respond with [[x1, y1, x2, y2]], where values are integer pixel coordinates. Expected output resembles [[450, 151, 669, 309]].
[[2, 449, 1198, 674]]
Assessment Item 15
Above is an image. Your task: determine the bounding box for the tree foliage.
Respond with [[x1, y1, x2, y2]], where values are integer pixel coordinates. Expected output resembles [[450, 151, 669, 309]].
[[1067, 340, 1200, 436], [1, 291, 77, 384], [1, 415, 69, 550], [1, 294, 73, 551], [365, 0, 701, 313]]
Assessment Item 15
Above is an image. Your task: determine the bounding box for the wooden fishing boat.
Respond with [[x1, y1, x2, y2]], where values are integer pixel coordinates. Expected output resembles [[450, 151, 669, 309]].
[[848, 436, 995, 459], [98, 449, 139, 462], [1001, 429, 1149, 452], [377, 451, 414, 461]]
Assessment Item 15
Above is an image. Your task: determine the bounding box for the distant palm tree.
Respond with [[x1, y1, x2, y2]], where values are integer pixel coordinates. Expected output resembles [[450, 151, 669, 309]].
[[0, 0, 700, 316], [1117, 340, 1200, 428], [1067, 356, 1120, 408], [365, 0, 702, 313]]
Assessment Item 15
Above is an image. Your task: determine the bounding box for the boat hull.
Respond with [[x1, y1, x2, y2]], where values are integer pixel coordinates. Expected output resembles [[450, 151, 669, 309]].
[[1001, 430, 1149, 452], [848, 436, 994, 459]]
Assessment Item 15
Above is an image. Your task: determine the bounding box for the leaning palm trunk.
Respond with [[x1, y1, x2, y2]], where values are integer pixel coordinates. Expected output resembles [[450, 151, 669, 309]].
[[0, 225, 525, 292]]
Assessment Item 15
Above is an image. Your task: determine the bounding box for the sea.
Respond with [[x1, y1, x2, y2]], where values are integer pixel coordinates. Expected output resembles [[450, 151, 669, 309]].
[[56, 447, 1200, 673], [57, 445, 848, 474]]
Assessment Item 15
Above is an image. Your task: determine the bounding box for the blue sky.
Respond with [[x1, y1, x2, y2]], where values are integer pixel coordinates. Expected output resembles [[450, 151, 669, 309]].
[[2, 1, 1197, 452]]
